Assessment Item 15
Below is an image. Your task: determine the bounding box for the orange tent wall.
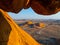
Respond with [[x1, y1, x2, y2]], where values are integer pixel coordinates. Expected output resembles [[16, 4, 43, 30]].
[[0, 9, 41, 45]]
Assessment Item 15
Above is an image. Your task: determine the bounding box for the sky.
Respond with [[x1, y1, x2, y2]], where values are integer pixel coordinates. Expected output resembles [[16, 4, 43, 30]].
[[8, 8, 60, 20]]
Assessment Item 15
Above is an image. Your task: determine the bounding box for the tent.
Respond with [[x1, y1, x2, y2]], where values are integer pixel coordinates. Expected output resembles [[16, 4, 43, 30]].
[[0, 9, 40, 45]]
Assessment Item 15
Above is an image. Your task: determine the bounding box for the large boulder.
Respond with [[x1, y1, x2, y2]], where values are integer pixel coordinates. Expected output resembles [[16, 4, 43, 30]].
[[0, 0, 27, 13], [30, 0, 60, 15], [0, 0, 60, 15]]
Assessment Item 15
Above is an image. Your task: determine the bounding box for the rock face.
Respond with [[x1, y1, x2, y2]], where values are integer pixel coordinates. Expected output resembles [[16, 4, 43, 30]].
[[30, 0, 60, 15], [0, 9, 40, 45], [0, 0, 27, 13], [0, 0, 60, 15]]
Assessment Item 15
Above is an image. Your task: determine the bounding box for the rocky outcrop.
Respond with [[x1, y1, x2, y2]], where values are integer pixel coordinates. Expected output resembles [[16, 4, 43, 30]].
[[30, 0, 60, 15], [0, 0, 27, 13], [0, 0, 60, 15]]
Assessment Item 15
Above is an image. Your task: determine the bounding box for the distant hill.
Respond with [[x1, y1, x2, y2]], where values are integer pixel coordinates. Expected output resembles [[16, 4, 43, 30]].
[[15, 19, 60, 45]]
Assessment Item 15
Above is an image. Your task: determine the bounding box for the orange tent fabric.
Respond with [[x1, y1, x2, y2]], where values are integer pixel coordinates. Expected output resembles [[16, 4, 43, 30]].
[[0, 9, 40, 45]]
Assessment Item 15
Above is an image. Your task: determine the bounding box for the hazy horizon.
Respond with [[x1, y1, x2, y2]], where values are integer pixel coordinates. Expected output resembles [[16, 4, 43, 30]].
[[8, 8, 60, 20]]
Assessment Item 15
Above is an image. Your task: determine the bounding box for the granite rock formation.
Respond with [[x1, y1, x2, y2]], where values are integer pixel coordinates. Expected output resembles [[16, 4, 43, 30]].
[[0, 0, 60, 15]]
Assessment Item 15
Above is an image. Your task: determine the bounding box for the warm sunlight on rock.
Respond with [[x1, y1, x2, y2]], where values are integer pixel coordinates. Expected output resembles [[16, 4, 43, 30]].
[[39, 23, 45, 28], [27, 21, 33, 24]]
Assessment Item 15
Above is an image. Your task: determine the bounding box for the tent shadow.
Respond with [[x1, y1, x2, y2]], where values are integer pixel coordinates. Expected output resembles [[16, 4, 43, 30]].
[[0, 12, 11, 45]]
